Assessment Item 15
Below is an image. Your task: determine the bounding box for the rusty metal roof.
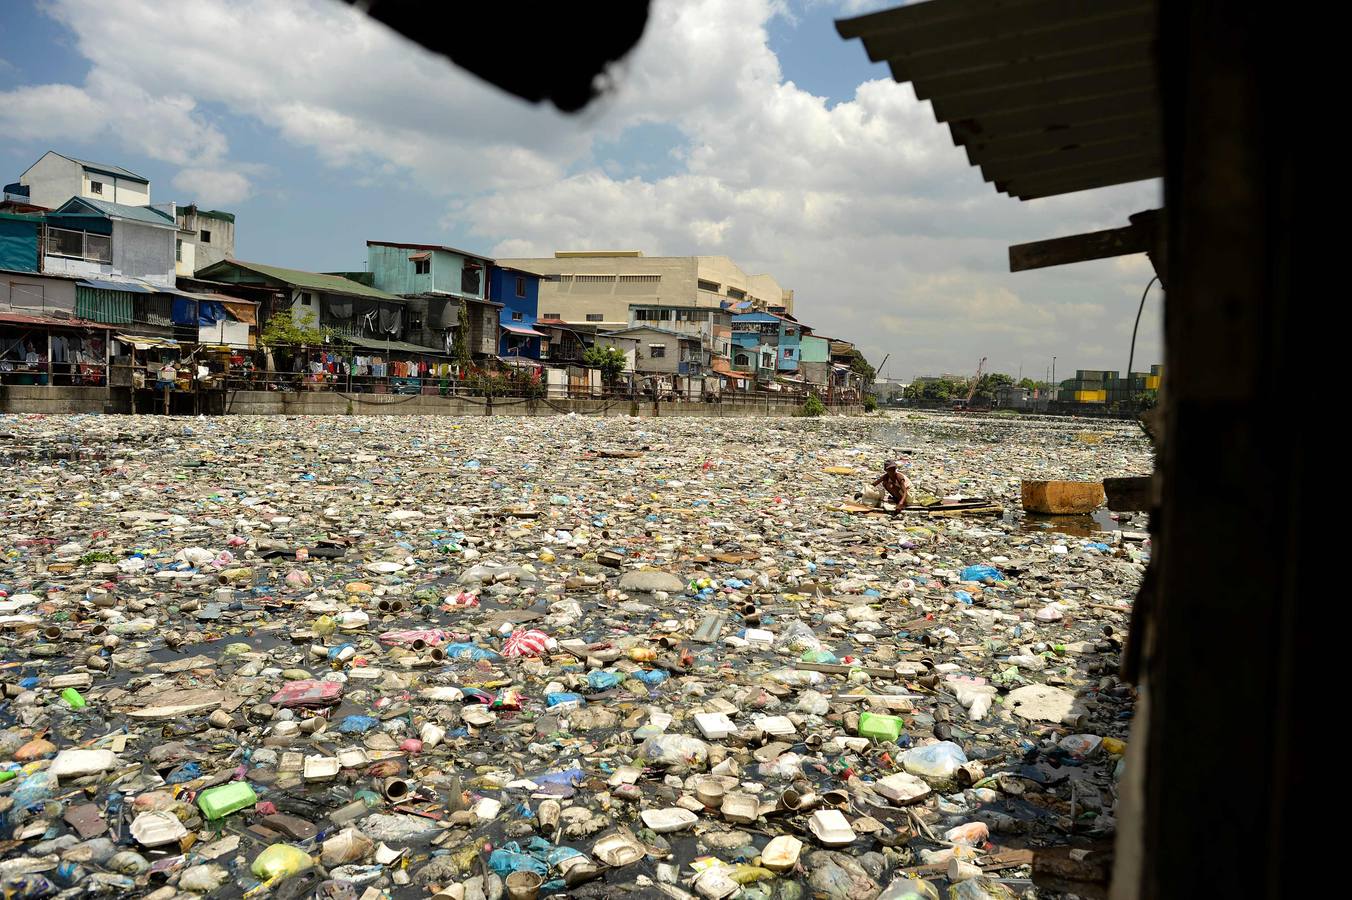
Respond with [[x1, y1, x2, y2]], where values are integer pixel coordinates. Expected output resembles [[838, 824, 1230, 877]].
[[836, 0, 1161, 200]]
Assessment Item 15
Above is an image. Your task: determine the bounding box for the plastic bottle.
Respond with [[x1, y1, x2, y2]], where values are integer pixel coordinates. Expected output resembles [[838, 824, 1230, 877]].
[[627, 647, 657, 662]]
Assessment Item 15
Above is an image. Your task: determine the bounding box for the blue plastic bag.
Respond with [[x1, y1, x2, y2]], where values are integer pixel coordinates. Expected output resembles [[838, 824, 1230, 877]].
[[954, 590, 974, 605], [586, 671, 623, 691], [632, 669, 668, 686], [960, 565, 1003, 582], [338, 715, 378, 734], [442, 643, 502, 662], [546, 692, 585, 708]]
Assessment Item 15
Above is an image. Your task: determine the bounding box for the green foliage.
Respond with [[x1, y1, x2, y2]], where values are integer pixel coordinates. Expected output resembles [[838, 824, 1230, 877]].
[[260, 310, 331, 347], [800, 394, 826, 417], [79, 550, 118, 566], [465, 366, 543, 399], [451, 298, 472, 374], [862, 394, 878, 412], [848, 351, 875, 385], [582, 345, 628, 385]]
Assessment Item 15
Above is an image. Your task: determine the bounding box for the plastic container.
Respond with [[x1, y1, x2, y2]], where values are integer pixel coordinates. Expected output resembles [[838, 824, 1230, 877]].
[[197, 781, 258, 820], [858, 712, 904, 742]]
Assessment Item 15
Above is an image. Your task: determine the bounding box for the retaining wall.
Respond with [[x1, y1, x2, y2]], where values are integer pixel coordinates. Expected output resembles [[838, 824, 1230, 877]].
[[2, 385, 860, 418], [221, 391, 861, 418]]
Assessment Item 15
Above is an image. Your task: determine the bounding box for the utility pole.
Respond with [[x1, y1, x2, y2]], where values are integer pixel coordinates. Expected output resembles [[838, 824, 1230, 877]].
[[1051, 356, 1057, 394]]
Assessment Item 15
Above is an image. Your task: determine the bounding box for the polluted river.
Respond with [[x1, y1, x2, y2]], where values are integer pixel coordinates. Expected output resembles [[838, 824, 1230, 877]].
[[0, 411, 1151, 900]]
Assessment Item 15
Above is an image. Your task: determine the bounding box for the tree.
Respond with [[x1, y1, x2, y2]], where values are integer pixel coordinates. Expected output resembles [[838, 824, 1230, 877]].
[[259, 310, 331, 347], [848, 351, 876, 386], [582, 346, 628, 386], [451, 297, 472, 375], [971, 371, 1014, 405]]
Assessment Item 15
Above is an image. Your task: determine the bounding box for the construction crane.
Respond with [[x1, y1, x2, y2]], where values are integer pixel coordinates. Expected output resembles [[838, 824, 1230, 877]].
[[961, 356, 987, 406]]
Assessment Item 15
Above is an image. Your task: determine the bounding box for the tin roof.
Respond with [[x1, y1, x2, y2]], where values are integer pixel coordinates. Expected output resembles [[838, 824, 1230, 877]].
[[196, 259, 403, 302], [836, 0, 1161, 200]]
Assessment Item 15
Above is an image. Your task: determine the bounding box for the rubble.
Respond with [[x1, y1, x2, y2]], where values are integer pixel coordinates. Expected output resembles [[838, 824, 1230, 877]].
[[0, 411, 1149, 897]]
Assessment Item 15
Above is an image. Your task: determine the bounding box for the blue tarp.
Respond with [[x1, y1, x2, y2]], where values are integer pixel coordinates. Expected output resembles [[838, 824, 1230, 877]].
[[170, 297, 198, 325], [198, 300, 229, 326]]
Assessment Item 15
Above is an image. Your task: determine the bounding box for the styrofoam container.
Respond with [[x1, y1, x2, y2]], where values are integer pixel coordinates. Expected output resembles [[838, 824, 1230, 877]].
[[808, 809, 857, 846]]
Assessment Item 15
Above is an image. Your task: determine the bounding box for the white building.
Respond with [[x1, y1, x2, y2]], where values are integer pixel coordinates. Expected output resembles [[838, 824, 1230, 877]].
[[15, 151, 151, 210], [496, 250, 794, 329]]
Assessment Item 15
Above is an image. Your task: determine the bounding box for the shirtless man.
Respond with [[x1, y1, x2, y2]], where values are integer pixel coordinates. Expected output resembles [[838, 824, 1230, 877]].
[[872, 460, 911, 512]]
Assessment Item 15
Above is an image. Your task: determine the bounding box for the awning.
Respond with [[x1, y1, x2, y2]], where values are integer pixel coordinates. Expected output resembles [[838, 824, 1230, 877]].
[[0, 312, 118, 330], [115, 333, 179, 350], [501, 323, 546, 337], [498, 355, 543, 368], [78, 278, 154, 293], [342, 334, 450, 356], [408, 251, 432, 262]]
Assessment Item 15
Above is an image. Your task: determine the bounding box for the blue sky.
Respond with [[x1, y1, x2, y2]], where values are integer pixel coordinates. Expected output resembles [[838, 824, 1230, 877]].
[[0, 0, 1163, 379]]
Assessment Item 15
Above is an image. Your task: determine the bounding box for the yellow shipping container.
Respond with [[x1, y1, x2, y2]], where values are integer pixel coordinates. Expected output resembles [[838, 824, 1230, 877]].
[[1075, 390, 1107, 402], [1145, 375, 1161, 390]]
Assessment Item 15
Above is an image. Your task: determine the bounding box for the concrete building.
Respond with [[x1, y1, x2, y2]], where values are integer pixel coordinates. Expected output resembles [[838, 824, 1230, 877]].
[[627, 303, 732, 357], [496, 250, 794, 327], [176, 205, 236, 275], [42, 197, 177, 286], [10, 152, 151, 210], [364, 240, 500, 359], [604, 325, 707, 396], [490, 265, 546, 360]]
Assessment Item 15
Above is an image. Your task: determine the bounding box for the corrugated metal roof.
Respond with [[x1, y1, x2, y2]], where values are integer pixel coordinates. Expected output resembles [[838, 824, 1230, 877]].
[[366, 240, 494, 263], [198, 259, 404, 302], [68, 155, 149, 183], [342, 334, 450, 356], [836, 0, 1161, 200], [52, 197, 176, 227]]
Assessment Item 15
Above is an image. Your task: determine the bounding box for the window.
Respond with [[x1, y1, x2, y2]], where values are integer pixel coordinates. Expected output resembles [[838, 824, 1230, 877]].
[[175, 239, 182, 262], [635, 308, 671, 321], [408, 314, 423, 330], [300, 292, 313, 306], [511, 311, 524, 322], [515, 276, 526, 297], [461, 266, 481, 294], [542, 312, 561, 319], [618, 274, 660, 283], [45, 227, 111, 263], [200, 229, 211, 243], [734, 353, 750, 367], [414, 258, 430, 275], [90, 180, 103, 195], [726, 287, 746, 300], [648, 344, 666, 358], [785, 328, 796, 336], [586, 313, 604, 322], [697, 279, 720, 292], [783, 348, 794, 359]]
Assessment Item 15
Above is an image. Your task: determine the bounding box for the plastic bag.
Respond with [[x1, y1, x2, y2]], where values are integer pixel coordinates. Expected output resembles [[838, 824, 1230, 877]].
[[251, 844, 313, 882], [900, 741, 969, 780], [640, 735, 709, 767], [777, 619, 824, 653], [959, 565, 1003, 583]]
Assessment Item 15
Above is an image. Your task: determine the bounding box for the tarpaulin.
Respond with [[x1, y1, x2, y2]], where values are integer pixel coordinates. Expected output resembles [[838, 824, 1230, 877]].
[[171, 297, 199, 326], [218, 300, 256, 325], [197, 301, 228, 326]]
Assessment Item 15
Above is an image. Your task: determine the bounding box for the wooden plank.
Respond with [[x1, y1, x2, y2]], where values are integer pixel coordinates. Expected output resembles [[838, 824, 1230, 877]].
[[1010, 224, 1150, 272]]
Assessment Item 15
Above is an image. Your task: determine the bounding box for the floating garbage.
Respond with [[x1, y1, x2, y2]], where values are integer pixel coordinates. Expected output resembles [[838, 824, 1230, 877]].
[[0, 411, 1146, 896]]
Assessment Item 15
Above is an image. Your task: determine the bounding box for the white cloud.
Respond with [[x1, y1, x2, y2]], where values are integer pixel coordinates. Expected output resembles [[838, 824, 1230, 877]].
[[4, 0, 1163, 376], [172, 167, 254, 206]]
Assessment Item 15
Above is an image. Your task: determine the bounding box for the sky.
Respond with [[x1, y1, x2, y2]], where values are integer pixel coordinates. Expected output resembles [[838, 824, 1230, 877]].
[[0, 0, 1163, 382]]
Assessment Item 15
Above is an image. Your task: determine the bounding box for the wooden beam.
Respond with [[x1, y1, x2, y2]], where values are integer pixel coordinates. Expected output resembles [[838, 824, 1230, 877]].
[[1009, 222, 1151, 271]]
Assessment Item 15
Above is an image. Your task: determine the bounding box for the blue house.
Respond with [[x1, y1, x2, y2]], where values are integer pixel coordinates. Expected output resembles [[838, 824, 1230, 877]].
[[732, 311, 802, 374], [489, 264, 545, 359]]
